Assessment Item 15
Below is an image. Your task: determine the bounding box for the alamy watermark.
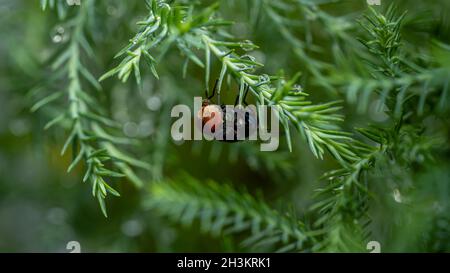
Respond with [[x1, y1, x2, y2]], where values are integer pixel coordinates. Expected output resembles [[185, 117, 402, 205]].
[[367, 241, 381, 253], [171, 97, 280, 152], [367, 0, 381, 6], [67, 0, 81, 6], [66, 241, 81, 253]]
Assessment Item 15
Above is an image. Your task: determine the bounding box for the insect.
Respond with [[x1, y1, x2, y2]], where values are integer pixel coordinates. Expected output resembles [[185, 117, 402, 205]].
[[197, 80, 257, 142]]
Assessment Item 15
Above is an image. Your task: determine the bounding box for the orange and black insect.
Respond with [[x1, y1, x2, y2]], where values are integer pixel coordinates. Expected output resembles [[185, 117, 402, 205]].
[[198, 80, 257, 142]]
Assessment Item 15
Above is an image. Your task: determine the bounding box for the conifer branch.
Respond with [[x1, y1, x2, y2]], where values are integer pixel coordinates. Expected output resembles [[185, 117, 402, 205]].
[[328, 5, 450, 115], [40, 0, 69, 19], [35, 0, 150, 216], [312, 123, 443, 251], [145, 175, 314, 252], [104, 0, 361, 165], [257, 0, 358, 86], [9, 0, 446, 253], [202, 35, 360, 163]]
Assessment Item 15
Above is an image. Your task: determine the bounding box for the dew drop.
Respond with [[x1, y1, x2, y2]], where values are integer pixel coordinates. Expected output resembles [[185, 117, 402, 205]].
[[146, 96, 162, 111], [393, 188, 402, 203], [292, 84, 303, 93], [123, 122, 139, 137], [240, 40, 256, 51], [52, 34, 63, 43], [241, 54, 256, 62], [56, 26, 65, 34], [258, 74, 270, 85]]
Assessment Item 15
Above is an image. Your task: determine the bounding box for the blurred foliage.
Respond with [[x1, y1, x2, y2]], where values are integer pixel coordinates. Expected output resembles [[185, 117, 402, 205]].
[[0, 0, 448, 252]]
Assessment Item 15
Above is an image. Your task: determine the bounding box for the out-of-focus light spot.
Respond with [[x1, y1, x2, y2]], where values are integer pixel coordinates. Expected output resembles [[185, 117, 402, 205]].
[[146, 96, 162, 111], [232, 23, 249, 37], [123, 122, 139, 137], [173, 139, 185, 146], [107, 5, 118, 16], [47, 207, 67, 225], [51, 25, 68, 44], [252, 50, 266, 65], [9, 119, 30, 136], [121, 219, 143, 237], [393, 188, 402, 203], [138, 120, 154, 137], [114, 109, 128, 123], [52, 35, 63, 43], [56, 26, 65, 34]]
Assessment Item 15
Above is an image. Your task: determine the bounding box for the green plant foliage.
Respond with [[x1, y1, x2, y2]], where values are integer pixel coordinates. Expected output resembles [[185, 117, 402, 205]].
[[146, 175, 313, 252], [33, 0, 151, 216], [0, 0, 448, 252]]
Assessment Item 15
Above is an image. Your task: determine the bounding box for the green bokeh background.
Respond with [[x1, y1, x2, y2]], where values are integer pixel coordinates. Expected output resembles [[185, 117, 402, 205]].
[[0, 0, 448, 252]]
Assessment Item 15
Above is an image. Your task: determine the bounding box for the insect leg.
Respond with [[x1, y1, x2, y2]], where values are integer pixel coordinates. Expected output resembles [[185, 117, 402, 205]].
[[235, 84, 250, 106], [234, 91, 240, 106], [208, 79, 219, 100], [243, 85, 250, 106]]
